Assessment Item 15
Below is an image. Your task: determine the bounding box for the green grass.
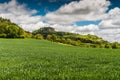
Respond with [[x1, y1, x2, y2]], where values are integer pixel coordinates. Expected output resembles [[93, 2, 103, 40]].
[[0, 39, 120, 80]]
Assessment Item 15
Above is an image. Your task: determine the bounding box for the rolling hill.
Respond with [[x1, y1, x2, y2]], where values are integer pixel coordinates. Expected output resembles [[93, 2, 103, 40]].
[[0, 17, 119, 48], [0, 39, 120, 79]]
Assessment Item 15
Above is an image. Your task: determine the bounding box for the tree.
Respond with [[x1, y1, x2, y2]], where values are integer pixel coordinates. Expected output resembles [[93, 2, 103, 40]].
[[66, 38, 72, 44], [46, 35, 53, 41], [33, 27, 55, 35], [0, 17, 26, 38], [35, 34, 43, 40], [7, 25, 19, 38], [25, 32, 33, 38], [112, 42, 119, 49], [40, 27, 55, 33], [18, 28, 26, 38], [60, 37, 66, 43], [99, 44, 105, 48], [46, 34, 58, 42], [52, 34, 57, 41], [105, 43, 112, 48], [33, 27, 55, 38]]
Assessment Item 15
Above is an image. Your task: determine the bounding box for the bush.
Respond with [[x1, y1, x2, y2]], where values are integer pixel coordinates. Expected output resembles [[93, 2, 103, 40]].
[[25, 32, 33, 38], [105, 43, 112, 48], [0, 34, 7, 38], [112, 42, 119, 49], [35, 34, 43, 40]]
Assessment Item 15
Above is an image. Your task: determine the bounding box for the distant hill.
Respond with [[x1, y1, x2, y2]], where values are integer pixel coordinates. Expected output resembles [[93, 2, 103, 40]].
[[33, 27, 120, 49], [0, 17, 119, 49], [0, 17, 25, 38]]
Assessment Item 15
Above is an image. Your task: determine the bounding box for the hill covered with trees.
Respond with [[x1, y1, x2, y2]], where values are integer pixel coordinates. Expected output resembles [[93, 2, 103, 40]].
[[33, 27, 120, 49], [0, 17, 119, 49], [0, 17, 25, 38]]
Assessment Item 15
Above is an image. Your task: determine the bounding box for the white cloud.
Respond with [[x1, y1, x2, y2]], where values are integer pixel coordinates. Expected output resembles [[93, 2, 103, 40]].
[[50, 24, 74, 32], [99, 8, 120, 32], [50, 24, 99, 35], [99, 19, 120, 29], [20, 22, 49, 32], [44, 0, 120, 42], [74, 24, 99, 35], [0, 0, 120, 43], [98, 29, 120, 35], [45, 0, 110, 24], [99, 7, 120, 29], [97, 7, 120, 42], [0, 0, 43, 32]]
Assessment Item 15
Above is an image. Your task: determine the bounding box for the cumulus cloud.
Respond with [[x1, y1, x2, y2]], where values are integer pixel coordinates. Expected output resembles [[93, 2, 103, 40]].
[[45, 0, 110, 24], [0, 0, 43, 32], [50, 24, 99, 35], [99, 8, 120, 29], [0, 0, 120, 43], [97, 7, 120, 42], [74, 24, 99, 35], [47, 3, 120, 42], [99, 19, 120, 29]]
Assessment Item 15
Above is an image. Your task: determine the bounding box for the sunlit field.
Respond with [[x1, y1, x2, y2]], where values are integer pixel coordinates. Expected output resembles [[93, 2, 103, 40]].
[[0, 39, 120, 80]]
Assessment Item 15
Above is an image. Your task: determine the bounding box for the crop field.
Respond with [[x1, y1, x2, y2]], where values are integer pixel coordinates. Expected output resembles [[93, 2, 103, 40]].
[[0, 39, 120, 80]]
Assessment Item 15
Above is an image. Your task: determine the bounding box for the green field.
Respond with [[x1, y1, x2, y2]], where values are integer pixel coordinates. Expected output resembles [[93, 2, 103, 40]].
[[0, 39, 120, 80]]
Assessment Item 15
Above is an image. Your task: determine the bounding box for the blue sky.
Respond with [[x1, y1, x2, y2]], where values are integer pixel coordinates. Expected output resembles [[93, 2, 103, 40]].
[[0, 0, 119, 26], [1, 0, 120, 15], [0, 0, 80, 15], [0, 0, 120, 42]]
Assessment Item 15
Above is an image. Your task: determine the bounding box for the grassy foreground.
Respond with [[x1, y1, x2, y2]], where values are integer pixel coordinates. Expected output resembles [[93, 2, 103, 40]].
[[0, 39, 120, 80]]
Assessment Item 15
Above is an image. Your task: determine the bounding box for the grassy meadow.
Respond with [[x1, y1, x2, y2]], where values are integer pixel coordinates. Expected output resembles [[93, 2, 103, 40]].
[[0, 39, 120, 80]]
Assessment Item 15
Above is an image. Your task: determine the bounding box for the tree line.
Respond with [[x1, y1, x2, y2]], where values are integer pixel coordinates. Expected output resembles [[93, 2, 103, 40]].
[[0, 17, 119, 49], [33, 27, 120, 49]]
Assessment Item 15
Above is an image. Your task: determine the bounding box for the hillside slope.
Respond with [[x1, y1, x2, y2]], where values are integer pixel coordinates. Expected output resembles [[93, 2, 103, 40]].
[[0, 17, 25, 38], [0, 17, 119, 48], [0, 39, 120, 79], [33, 27, 120, 48]]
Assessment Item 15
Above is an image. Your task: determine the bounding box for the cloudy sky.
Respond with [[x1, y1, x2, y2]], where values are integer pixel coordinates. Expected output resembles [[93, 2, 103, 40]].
[[0, 0, 120, 42]]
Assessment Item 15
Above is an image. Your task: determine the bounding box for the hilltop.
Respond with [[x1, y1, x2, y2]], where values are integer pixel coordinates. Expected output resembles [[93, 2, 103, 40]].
[[0, 17, 119, 48], [33, 27, 120, 48]]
